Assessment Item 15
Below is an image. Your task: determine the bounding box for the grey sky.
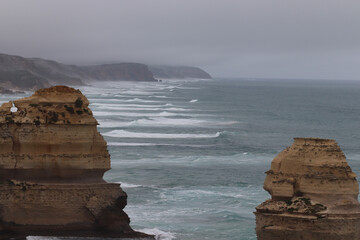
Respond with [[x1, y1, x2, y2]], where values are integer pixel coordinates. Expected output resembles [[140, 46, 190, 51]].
[[1, 0, 360, 79]]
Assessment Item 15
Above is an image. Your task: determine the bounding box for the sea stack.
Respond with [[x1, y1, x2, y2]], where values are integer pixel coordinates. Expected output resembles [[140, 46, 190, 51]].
[[0, 86, 152, 239], [255, 138, 360, 240]]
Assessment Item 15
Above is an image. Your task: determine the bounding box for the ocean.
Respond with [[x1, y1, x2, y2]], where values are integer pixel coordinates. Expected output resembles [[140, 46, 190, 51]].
[[2, 78, 360, 240]]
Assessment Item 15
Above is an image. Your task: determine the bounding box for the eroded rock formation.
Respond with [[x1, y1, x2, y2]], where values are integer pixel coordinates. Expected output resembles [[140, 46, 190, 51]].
[[255, 138, 360, 240], [0, 86, 152, 239]]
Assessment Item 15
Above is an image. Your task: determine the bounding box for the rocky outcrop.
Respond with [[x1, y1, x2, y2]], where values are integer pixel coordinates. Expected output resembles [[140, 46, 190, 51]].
[[149, 65, 212, 79], [0, 86, 152, 239], [0, 53, 156, 90], [255, 138, 360, 240]]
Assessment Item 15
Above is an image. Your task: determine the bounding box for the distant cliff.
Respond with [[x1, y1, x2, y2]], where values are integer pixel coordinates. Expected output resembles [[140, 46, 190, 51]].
[[149, 65, 212, 79], [0, 53, 156, 91], [0, 53, 212, 91], [0, 54, 83, 90], [79, 63, 156, 82]]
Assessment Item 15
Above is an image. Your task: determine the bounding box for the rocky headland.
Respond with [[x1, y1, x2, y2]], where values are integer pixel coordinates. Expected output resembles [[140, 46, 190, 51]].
[[0, 53, 156, 91], [149, 65, 212, 79], [0, 53, 213, 92], [0, 85, 152, 239], [255, 138, 360, 240], [79, 63, 156, 82]]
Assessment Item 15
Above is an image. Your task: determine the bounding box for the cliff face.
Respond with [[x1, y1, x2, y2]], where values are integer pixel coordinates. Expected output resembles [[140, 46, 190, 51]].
[[0, 86, 152, 239], [0, 53, 156, 91], [149, 65, 212, 79], [255, 138, 360, 240], [0, 70, 50, 91], [0, 54, 83, 89]]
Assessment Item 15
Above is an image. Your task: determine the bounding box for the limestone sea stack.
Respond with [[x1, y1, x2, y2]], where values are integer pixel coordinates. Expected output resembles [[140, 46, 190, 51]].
[[255, 138, 360, 240], [0, 86, 152, 239]]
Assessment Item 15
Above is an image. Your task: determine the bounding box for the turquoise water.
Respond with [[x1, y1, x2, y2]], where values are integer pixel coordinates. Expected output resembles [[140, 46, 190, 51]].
[[2, 78, 360, 240]]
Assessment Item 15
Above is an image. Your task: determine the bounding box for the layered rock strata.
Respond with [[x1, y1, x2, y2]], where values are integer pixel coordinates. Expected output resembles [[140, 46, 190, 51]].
[[0, 86, 152, 239], [255, 138, 360, 240]]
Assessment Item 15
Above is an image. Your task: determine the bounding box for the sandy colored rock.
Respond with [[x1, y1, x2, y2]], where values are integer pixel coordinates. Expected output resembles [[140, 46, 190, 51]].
[[255, 138, 360, 240], [0, 86, 152, 239]]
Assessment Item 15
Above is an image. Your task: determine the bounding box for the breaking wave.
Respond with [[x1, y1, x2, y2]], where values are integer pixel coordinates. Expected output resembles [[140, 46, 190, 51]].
[[92, 106, 189, 111], [124, 98, 159, 103], [103, 130, 223, 139], [115, 182, 142, 188], [93, 111, 184, 117], [98, 118, 238, 128], [136, 228, 176, 240], [107, 142, 212, 147]]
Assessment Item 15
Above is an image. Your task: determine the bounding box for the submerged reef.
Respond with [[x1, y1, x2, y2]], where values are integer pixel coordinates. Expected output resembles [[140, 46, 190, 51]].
[[255, 138, 360, 240], [0, 86, 152, 239]]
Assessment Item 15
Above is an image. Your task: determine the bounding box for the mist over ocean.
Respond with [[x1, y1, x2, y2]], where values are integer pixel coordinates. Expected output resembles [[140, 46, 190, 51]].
[[3, 78, 360, 240]]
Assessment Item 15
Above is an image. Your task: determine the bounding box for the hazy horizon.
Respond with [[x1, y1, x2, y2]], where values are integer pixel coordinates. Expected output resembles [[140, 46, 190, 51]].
[[1, 0, 360, 80]]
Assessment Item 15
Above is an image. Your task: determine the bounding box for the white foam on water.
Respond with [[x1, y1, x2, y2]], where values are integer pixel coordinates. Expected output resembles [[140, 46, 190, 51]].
[[94, 111, 206, 117], [150, 95, 168, 98], [88, 98, 130, 102], [94, 111, 182, 117], [173, 189, 245, 199], [92, 106, 189, 112], [124, 98, 160, 103], [107, 142, 212, 147], [98, 121, 133, 128], [91, 103, 168, 108], [98, 118, 238, 128], [213, 120, 240, 126], [135, 117, 205, 126], [28, 228, 175, 240], [136, 228, 176, 240], [90, 98, 160, 103], [189, 99, 198, 103], [115, 182, 142, 188], [103, 130, 222, 139], [121, 90, 163, 95], [109, 142, 159, 146]]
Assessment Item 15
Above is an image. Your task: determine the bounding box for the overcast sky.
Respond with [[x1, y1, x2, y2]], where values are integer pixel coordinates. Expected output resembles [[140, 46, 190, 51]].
[[1, 0, 360, 79]]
